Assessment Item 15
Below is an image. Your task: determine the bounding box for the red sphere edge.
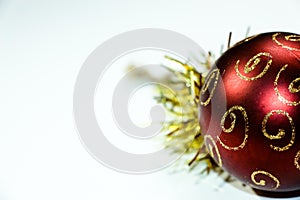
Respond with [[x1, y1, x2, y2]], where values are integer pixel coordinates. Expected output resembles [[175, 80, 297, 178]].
[[199, 32, 300, 192]]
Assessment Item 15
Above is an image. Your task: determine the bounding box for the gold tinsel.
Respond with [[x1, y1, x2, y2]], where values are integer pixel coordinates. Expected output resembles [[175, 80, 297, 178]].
[[154, 54, 222, 173]]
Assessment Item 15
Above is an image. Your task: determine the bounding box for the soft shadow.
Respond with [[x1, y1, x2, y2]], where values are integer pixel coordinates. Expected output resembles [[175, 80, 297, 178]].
[[254, 189, 300, 198], [214, 172, 300, 199]]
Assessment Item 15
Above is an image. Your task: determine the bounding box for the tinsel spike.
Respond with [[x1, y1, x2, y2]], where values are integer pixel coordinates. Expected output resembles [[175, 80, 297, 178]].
[[156, 55, 220, 173]]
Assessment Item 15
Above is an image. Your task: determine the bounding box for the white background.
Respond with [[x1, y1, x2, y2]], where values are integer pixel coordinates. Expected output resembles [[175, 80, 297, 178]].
[[1, 0, 300, 200]]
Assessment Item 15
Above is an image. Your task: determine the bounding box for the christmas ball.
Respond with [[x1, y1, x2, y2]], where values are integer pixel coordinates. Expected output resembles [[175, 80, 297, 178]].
[[199, 32, 300, 192]]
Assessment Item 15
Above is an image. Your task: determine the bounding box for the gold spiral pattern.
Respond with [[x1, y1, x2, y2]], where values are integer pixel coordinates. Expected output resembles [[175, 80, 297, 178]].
[[233, 34, 259, 47], [274, 64, 300, 106], [218, 106, 249, 151], [204, 135, 222, 167], [251, 170, 280, 190], [235, 52, 272, 81], [294, 150, 300, 171], [286, 35, 300, 42], [200, 69, 220, 106], [262, 110, 296, 151], [272, 33, 300, 51]]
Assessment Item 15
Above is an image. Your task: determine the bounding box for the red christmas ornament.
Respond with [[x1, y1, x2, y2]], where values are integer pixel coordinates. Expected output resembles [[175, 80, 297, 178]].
[[199, 32, 300, 192]]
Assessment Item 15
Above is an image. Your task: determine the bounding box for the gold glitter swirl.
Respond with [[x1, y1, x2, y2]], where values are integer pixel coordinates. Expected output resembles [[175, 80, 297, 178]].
[[218, 106, 249, 151], [233, 34, 259, 47], [251, 170, 280, 190], [289, 77, 300, 93], [235, 52, 272, 81], [272, 33, 300, 51], [200, 69, 220, 106], [274, 64, 300, 106], [294, 150, 300, 171], [286, 35, 300, 42], [262, 110, 296, 151], [204, 135, 222, 167]]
